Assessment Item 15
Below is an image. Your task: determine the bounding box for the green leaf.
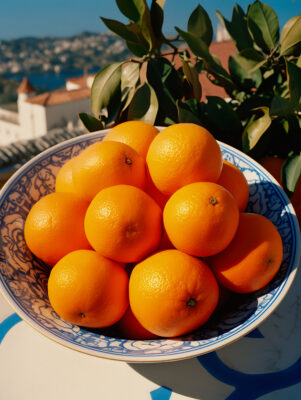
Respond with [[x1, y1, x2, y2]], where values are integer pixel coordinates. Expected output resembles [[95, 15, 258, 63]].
[[205, 97, 242, 136], [121, 63, 140, 92], [100, 18, 139, 43], [175, 28, 235, 93], [116, 0, 154, 50], [91, 62, 123, 118], [270, 95, 293, 116], [177, 100, 201, 125], [247, 1, 279, 53], [281, 154, 301, 194], [280, 15, 301, 56], [207, 63, 236, 94], [126, 40, 148, 57], [229, 55, 262, 88], [242, 106, 272, 152], [116, 0, 145, 24], [146, 58, 181, 122], [287, 61, 301, 109], [103, 89, 123, 126], [236, 48, 266, 72], [79, 113, 104, 132], [128, 82, 158, 124], [175, 28, 211, 59], [121, 63, 140, 111], [216, 4, 253, 51], [187, 5, 213, 46], [181, 58, 202, 101], [150, 0, 166, 42]]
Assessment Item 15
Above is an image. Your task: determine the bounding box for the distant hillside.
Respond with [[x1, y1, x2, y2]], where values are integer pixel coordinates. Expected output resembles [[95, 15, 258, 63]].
[[0, 78, 19, 104], [0, 31, 131, 76]]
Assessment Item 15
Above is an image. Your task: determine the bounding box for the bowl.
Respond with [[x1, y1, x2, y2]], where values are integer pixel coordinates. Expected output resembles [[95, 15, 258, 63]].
[[0, 129, 300, 363]]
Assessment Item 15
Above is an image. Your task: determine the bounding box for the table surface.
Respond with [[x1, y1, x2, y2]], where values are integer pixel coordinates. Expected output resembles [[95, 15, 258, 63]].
[[0, 258, 301, 400]]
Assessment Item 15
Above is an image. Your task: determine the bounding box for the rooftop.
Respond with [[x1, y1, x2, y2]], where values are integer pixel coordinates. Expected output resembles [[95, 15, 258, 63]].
[[66, 74, 95, 89], [26, 87, 90, 106], [17, 77, 35, 94]]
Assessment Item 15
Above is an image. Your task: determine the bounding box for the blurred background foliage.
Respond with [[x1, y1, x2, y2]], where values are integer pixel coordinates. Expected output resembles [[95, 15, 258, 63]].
[[80, 0, 301, 196]]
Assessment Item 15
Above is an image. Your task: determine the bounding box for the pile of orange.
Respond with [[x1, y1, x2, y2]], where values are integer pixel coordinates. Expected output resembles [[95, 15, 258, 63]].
[[24, 121, 285, 339]]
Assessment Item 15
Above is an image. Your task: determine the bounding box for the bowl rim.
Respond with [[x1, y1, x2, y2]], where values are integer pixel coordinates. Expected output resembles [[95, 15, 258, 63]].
[[0, 128, 300, 363]]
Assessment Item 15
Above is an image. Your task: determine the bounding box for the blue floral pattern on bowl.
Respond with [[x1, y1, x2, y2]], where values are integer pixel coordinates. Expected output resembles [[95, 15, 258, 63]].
[[0, 130, 299, 362]]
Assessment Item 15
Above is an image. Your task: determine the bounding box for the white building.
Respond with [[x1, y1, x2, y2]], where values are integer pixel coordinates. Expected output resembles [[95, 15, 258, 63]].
[[0, 74, 95, 147], [216, 23, 231, 43]]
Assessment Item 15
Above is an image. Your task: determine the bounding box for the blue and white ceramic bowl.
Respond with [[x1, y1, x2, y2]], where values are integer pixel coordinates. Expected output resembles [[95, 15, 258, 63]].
[[0, 129, 300, 363]]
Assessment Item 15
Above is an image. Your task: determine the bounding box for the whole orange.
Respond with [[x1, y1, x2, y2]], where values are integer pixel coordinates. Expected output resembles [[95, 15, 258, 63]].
[[117, 306, 158, 340], [84, 185, 162, 263], [163, 182, 239, 257], [146, 123, 223, 195], [103, 121, 159, 159], [72, 140, 146, 202], [208, 213, 283, 293], [55, 157, 77, 194], [48, 250, 128, 328], [24, 192, 91, 266], [217, 160, 249, 211], [129, 249, 219, 337]]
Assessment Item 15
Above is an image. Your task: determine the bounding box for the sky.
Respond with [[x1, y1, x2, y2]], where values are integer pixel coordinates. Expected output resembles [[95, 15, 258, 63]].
[[0, 0, 300, 40]]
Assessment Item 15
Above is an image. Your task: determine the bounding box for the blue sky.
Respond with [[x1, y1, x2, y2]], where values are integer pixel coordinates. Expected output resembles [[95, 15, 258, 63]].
[[0, 0, 300, 40]]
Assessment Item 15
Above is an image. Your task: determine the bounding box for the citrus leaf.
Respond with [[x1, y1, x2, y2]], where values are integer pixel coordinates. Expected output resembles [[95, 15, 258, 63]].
[[91, 62, 123, 118], [79, 113, 104, 132], [229, 56, 262, 88], [236, 48, 266, 72], [270, 95, 293, 116], [205, 96, 242, 136], [248, 59, 268, 73], [188, 5, 213, 46], [121, 63, 140, 111], [103, 89, 123, 126], [175, 27, 211, 59], [146, 58, 181, 122], [150, 0, 166, 42], [126, 40, 148, 57], [287, 61, 301, 109], [247, 1, 279, 53], [116, 0, 154, 50], [100, 18, 139, 43], [216, 5, 253, 51], [128, 82, 158, 124], [177, 100, 201, 125], [281, 154, 301, 194], [280, 14, 301, 56], [116, 0, 145, 23], [175, 28, 235, 93], [242, 107, 272, 152], [121, 63, 140, 93], [181, 58, 202, 102]]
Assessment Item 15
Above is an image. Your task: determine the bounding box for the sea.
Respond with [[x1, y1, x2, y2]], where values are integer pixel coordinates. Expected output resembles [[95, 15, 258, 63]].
[[3, 68, 100, 91]]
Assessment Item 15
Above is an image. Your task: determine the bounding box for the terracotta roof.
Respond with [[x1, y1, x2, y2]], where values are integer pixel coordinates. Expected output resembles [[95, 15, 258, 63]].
[[17, 77, 35, 94], [66, 74, 95, 88], [166, 40, 236, 100], [26, 87, 90, 106]]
